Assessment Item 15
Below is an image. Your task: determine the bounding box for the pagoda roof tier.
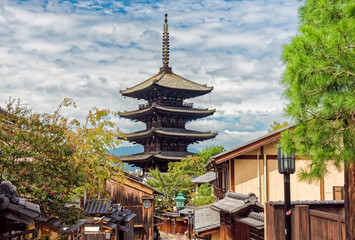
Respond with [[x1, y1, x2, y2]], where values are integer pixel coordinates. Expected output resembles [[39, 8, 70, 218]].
[[120, 72, 213, 100], [123, 128, 217, 141], [119, 104, 215, 121], [120, 151, 194, 163]]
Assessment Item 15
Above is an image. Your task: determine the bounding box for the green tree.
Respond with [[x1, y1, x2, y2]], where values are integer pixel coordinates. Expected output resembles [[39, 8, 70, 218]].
[[145, 168, 192, 212], [168, 155, 206, 176], [0, 98, 124, 224], [267, 121, 290, 133], [146, 146, 224, 211], [280, 0, 355, 237], [197, 145, 225, 164], [190, 183, 216, 207]]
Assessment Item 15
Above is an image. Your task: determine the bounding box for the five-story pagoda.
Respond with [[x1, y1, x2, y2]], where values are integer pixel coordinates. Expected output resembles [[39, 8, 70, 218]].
[[119, 14, 217, 172]]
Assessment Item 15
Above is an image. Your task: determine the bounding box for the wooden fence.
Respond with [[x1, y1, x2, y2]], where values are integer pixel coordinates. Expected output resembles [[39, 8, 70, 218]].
[[266, 202, 345, 240]]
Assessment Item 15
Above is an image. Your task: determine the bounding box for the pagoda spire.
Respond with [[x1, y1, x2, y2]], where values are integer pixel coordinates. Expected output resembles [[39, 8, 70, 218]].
[[160, 13, 172, 74]]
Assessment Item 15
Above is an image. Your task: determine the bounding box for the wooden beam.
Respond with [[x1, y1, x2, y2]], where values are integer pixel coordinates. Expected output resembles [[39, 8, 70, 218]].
[[231, 159, 235, 192]]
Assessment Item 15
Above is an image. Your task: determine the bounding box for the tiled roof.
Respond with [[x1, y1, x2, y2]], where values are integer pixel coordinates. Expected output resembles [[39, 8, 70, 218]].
[[121, 72, 213, 96], [62, 220, 87, 233], [193, 205, 220, 235], [124, 128, 217, 140], [234, 212, 264, 230], [191, 171, 216, 184], [211, 191, 263, 214], [119, 104, 215, 119], [0, 181, 41, 225], [84, 199, 112, 214], [269, 200, 344, 206]]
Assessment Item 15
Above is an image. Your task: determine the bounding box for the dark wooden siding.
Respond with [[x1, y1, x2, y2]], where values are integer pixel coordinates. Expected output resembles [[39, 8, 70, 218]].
[[158, 220, 187, 235], [234, 221, 249, 240], [106, 180, 155, 240]]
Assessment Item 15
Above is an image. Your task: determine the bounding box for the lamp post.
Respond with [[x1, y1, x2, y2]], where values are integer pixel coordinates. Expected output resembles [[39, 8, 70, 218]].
[[174, 191, 186, 210], [278, 145, 295, 240], [188, 210, 193, 240]]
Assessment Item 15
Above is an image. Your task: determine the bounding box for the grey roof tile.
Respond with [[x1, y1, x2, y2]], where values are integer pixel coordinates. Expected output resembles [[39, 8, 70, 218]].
[[191, 172, 216, 184], [211, 191, 263, 214], [193, 205, 220, 235]]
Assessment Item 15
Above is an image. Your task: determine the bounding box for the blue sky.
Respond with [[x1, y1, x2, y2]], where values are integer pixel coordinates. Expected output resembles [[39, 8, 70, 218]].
[[0, 0, 302, 151]]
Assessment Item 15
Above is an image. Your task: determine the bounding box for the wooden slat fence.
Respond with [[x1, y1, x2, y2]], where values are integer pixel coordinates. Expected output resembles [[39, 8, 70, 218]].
[[266, 203, 345, 240], [309, 209, 345, 240]]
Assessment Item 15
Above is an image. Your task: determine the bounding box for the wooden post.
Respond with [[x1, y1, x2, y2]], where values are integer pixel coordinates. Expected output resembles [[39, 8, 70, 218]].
[[320, 179, 325, 201], [284, 174, 291, 240], [345, 162, 355, 239], [293, 205, 309, 240]]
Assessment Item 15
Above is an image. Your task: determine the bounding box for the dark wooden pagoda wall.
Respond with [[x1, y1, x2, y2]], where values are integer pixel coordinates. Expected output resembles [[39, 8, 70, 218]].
[[143, 137, 188, 152], [145, 114, 186, 129]]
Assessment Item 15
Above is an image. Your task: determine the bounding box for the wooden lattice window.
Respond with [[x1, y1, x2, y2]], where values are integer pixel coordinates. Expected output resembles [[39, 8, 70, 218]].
[[333, 186, 344, 200]]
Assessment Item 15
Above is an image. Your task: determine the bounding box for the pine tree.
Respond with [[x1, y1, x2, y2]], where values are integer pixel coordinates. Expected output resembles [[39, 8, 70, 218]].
[[280, 0, 355, 237]]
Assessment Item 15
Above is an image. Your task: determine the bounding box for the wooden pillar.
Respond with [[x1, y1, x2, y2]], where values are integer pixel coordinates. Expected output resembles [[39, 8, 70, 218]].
[[345, 162, 355, 239], [320, 179, 325, 200], [231, 160, 235, 192], [293, 205, 310, 240]]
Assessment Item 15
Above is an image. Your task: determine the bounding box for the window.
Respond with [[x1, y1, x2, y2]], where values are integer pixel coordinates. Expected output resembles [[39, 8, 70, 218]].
[[333, 186, 344, 200]]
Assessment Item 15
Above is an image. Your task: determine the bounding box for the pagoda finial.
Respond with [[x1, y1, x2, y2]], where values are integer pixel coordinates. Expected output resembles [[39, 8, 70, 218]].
[[160, 13, 172, 73]]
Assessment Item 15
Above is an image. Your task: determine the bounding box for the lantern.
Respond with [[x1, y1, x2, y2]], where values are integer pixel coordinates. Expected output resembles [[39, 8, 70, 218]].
[[277, 144, 296, 240], [174, 191, 186, 210], [277, 144, 295, 174]]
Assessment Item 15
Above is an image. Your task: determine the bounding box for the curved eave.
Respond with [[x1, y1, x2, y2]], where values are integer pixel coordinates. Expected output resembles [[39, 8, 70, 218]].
[[120, 153, 153, 163], [119, 105, 215, 120], [121, 151, 194, 163], [120, 72, 213, 100], [121, 84, 212, 100], [124, 128, 218, 141]]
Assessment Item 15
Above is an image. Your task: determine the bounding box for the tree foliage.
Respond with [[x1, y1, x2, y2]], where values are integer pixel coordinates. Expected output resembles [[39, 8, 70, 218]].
[[168, 155, 206, 176], [146, 145, 224, 211], [145, 168, 192, 212], [190, 183, 216, 207], [0, 98, 125, 224], [268, 121, 290, 133], [197, 145, 225, 164], [280, 0, 355, 181]]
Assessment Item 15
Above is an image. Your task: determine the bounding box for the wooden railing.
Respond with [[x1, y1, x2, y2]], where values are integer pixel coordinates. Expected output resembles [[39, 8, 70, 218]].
[[138, 101, 193, 110]]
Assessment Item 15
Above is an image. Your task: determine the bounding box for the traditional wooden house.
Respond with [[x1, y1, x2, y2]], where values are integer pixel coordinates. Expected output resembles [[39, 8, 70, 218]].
[[157, 212, 188, 236], [211, 191, 264, 240], [191, 171, 217, 192], [206, 126, 344, 203], [39, 218, 86, 240], [192, 204, 220, 240], [106, 174, 161, 239], [84, 199, 136, 240], [119, 14, 217, 172], [0, 181, 41, 239]]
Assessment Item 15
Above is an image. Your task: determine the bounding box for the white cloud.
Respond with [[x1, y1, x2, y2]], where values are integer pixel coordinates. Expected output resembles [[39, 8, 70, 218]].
[[0, 0, 300, 152]]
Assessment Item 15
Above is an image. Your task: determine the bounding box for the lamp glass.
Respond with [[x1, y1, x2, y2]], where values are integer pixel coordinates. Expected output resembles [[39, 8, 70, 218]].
[[278, 145, 295, 174]]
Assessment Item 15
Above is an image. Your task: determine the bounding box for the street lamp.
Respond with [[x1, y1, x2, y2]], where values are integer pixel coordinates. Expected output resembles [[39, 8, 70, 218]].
[[278, 144, 295, 240], [187, 210, 193, 240], [174, 191, 186, 210]]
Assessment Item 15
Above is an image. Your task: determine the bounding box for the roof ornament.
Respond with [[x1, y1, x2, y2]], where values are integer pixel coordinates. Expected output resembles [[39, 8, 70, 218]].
[[160, 13, 172, 74]]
